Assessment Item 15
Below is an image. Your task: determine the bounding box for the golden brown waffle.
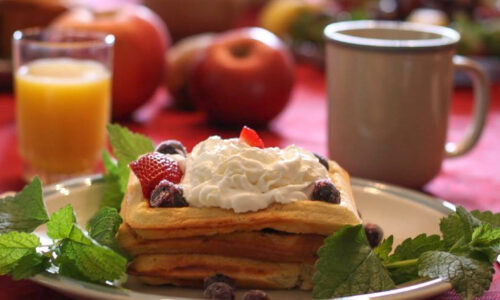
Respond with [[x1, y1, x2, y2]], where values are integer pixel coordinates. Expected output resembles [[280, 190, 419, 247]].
[[120, 161, 361, 240], [117, 160, 361, 289], [118, 223, 322, 264], [129, 254, 315, 290]]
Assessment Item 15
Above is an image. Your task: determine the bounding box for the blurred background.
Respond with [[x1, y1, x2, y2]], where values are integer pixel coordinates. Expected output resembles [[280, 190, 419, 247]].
[[1, 0, 500, 120], [0, 0, 499, 201]]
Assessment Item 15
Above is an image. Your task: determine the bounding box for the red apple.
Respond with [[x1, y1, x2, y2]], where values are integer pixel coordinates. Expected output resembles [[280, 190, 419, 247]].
[[51, 5, 170, 119], [166, 33, 215, 110], [189, 27, 294, 126]]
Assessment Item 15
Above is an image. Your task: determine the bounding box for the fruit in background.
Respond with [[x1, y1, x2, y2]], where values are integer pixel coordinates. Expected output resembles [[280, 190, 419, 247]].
[[143, 0, 244, 41], [0, 0, 71, 59], [259, 0, 323, 37], [407, 8, 449, 26], [51, 5, 170, 119], [166, 33, 215, 110], [189, 27, 294, 126]]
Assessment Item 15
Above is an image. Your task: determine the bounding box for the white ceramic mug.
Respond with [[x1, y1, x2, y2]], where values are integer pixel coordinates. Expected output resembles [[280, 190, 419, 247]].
[[324, 21, 490, 188]]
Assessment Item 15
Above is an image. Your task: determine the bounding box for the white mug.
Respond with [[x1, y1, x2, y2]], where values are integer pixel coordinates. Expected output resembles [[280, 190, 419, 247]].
[[324, 21, 489, 188]]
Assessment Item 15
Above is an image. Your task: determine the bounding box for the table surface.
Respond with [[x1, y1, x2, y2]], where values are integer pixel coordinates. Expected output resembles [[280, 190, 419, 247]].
[[0, 64, 499, 300]]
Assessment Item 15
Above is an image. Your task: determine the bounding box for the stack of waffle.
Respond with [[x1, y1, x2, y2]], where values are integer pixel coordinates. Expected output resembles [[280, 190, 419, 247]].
[[116, 160, 361, 290]]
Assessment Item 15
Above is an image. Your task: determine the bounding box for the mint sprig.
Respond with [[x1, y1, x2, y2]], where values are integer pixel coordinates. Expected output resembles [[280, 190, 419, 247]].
[[419, 251, 493, 300], [87, 207, 123, 254], [383, 234, 443, 284], [312, 225, 395, 298], [46, 204, 76, 240], [56, 224, 126, 284], [0, 178, 48, 233], [0, 178, 127, 286], [0, 231, 41, 275], [49, 206, 127, 284], [100, 151, 125, 210], [374, 236, 393, 262], [471, 210, 500, 227], [0, 124, 148, 284], [11, 252, 49, 280], [107, 124, 155, 167], [314, 207, 500, 300]]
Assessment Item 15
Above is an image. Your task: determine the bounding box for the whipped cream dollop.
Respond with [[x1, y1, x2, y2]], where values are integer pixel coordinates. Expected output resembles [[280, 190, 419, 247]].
[[178, 136, 330, 213]]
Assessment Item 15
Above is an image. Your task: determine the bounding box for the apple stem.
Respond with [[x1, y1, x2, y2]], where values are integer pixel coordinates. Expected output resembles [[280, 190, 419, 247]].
[[231, 45, 251, 58]]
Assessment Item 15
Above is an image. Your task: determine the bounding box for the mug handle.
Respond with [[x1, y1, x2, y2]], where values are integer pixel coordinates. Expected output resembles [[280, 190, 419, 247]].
[[445, 55, 490, 158]]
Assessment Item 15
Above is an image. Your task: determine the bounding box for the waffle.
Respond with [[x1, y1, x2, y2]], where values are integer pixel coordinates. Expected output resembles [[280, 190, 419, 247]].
[[117, 160, 361, 289], [117, 223, 322, 264], [128, 254, 315, 290], [121, 161, 360, 240]]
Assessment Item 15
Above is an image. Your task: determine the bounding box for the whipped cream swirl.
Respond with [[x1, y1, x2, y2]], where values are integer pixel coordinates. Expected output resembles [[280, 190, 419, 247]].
[[178, 136, 329, 213]]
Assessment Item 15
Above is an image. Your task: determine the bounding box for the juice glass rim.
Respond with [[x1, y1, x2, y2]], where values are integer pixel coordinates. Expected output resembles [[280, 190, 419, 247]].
[[13, 27, 115, 50]]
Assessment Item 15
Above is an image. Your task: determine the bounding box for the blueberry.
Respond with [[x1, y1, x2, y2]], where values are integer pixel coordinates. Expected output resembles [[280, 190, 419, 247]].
[[149, 180, 188, 208], [242, 290, 270, 300], [312, 179, 340, 204], [203, 282, 234, 300], [204, 274, 236, 289], [364, 223, 384, 248], [314, 153, 329, 171], [155, 140, 187, 157]]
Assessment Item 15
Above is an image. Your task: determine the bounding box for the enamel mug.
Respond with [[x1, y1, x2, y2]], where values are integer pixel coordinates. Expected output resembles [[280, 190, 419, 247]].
[[324, 21, 489, 188]]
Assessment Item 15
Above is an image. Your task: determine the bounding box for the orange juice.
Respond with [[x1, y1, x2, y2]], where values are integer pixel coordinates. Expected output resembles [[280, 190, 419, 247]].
[[15, 58, 111, 179]]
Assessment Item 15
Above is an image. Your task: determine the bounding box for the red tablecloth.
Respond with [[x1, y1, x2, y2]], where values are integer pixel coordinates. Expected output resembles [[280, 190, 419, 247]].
[[0, 64, 499, 300]]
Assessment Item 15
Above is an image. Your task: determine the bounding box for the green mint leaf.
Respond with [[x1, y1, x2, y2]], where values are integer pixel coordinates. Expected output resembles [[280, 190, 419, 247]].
[[388, 263, 420, 285], [441, 206, 482, 249], [374, 235, 393, 262], [388, 234, 443, 262], [385, 234, 443, 283], [100, 151, 125, 210], [87, 207, 122, 253], [57, 225, 127, 284], [11, 252, 49, 280], [102, 151, 120, 178], [467, 223, 500, 263], [107, 124, 154, 167], [67, 224, 92, 245], [0, 231, 40, 275], [46, 205, 76, 240], [0, 178, 49, 233], [457, 207, 483, 237], [419, 251, 493, 300], [471, 210, 500, 227], [440, 207, 500, 264], [312, 225, 395, 299], [57, 242, 127, 284], [440, 212, 463, 248], [118, 166, 130, 193]]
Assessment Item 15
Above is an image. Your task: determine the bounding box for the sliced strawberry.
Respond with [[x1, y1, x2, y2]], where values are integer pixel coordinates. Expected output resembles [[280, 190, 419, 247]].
[[129, 152, 183, 199], [239, 126, 264, 148]]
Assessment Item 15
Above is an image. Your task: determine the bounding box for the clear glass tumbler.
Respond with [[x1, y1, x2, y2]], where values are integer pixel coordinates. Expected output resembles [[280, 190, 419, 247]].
[[12, 28, 114, 184]]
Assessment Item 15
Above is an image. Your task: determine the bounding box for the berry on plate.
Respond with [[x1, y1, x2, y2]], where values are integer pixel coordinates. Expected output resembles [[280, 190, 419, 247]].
[[203, 282, 234, 300], [129, 152, 183, 199], [239, 126, 264, 148]]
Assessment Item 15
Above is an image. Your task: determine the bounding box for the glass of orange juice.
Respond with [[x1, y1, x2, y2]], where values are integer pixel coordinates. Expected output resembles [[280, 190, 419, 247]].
[[12, 28, 114, 184]]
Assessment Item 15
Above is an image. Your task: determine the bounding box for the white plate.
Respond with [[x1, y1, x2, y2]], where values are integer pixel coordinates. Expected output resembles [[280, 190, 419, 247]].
[[31, 176, 455, 300]]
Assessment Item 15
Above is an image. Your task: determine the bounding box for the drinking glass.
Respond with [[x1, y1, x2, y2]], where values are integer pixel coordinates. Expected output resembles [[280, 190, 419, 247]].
[[13, 28, 114, 184]]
